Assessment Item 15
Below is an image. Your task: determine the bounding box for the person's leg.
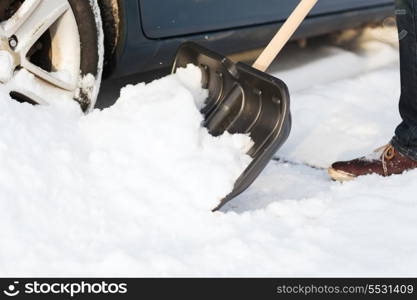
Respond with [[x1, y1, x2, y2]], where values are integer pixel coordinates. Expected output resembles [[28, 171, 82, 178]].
[[391, 0, 417, 161], [328, 0, 417, 181]]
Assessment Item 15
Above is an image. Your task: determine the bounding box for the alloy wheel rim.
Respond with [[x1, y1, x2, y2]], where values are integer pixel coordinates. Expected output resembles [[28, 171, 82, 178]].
[[0, 0, 82, 106]]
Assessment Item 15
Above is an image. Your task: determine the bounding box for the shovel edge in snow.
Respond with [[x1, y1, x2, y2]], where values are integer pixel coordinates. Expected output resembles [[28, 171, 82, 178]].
[[172, 42, 291, 211]]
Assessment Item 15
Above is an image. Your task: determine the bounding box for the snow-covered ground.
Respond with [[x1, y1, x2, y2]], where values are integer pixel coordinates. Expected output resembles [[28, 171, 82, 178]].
[[1, 26, 416, 277]]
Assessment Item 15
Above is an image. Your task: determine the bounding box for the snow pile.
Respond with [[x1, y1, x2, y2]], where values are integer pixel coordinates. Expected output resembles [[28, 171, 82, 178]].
[[1, 26, 417, 277]]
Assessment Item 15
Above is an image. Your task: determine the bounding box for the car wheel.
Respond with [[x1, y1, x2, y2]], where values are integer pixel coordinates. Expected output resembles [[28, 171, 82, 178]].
[[0, 0, 104, 112]]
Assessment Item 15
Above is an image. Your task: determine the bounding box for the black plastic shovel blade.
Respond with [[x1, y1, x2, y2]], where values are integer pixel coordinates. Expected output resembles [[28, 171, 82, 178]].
[[172, 42, 291, 211]]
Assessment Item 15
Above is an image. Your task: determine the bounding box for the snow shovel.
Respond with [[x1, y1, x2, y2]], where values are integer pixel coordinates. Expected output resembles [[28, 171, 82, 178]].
[[172, 0, 318, 210]]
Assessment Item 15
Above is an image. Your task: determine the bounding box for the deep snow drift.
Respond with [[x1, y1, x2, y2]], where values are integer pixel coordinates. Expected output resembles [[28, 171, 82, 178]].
[[0, 65, 253, 275], [1, 27, 417, 277]]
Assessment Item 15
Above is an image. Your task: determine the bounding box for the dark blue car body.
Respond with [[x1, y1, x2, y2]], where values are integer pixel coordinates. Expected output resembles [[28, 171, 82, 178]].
[[108, 0, 394, 78]]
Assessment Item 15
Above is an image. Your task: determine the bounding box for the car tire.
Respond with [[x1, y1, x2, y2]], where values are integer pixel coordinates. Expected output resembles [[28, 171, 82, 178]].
[[0, 0, 104, 112]]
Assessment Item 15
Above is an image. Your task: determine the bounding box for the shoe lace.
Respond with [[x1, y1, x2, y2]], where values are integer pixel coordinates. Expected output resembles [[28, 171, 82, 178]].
[[374, 144, 395, 176]]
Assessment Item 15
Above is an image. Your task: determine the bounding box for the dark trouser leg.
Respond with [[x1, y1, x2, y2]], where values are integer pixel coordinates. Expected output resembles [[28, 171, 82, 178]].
[[392, 0, 417, 160]]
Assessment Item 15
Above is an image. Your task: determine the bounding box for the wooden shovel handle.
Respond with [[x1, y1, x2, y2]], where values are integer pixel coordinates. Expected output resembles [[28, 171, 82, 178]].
[[252, 0, 318, 72]]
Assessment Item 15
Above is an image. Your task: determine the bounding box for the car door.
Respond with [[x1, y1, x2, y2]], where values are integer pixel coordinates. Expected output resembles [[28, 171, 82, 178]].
[[139, 0, 393, 39]]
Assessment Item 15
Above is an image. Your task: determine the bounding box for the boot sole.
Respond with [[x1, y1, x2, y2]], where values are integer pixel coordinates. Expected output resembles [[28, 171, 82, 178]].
[[328, 167, 356, 182]]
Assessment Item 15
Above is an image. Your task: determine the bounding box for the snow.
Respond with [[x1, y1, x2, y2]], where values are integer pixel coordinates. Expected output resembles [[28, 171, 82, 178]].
[[0, 64, 253, 276], [5, 69, 72, 105], [75, 73, 96, 104], [1, 26, 417, 277], [271, 27, 401, 167], [0, 51, 14, 83]]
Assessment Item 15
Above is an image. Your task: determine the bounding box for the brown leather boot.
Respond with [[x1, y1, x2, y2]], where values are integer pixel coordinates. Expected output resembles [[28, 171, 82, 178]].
[[328, 144, 417, 182]]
